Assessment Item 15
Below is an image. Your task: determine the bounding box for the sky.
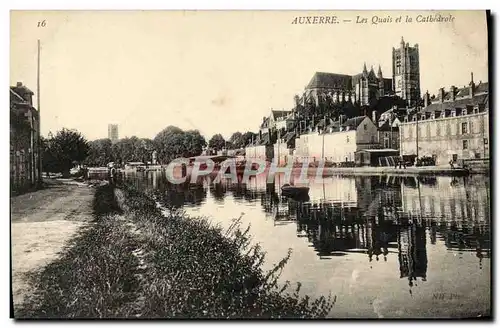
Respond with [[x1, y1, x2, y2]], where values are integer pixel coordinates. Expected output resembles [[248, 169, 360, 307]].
[[10, 10, 489, 141]]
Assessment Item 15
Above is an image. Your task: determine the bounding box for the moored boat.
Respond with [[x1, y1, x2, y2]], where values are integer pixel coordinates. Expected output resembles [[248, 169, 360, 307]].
[[281, 184, 310, 197]]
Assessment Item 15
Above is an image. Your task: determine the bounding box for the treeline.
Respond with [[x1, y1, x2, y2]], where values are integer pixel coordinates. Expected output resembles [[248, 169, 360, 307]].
[[42, 126, 258, 172]]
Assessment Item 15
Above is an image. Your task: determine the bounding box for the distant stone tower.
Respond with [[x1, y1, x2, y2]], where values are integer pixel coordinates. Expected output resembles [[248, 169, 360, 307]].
[[392, 37, 421, 107]]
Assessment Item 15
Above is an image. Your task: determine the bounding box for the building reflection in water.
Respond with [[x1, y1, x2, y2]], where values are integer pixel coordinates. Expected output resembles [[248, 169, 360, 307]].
[[129, 170, 490, 289]]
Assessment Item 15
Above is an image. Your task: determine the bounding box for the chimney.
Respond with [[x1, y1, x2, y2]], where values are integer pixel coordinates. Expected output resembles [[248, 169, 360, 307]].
[[450, 86, 457, 101], [424, 90, 431, 107], [372, 110, 378, 123], [16, 82, 22, 87], [469, 72, 475, 98], [439, 88, 446, 103]]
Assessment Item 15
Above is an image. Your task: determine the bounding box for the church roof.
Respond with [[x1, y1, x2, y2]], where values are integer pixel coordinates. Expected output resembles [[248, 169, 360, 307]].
[[307, 72, 352, 90]]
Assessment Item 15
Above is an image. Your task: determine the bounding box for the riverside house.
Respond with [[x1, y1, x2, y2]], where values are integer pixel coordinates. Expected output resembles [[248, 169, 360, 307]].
[[294, 116, 380, 164], [10, 82, 41, 194], [399, 74, 489, 165]]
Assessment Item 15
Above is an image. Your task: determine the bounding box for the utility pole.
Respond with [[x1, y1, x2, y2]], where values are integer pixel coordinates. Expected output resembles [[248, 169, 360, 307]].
[[37, 39, 43, 187], [415, 106, 419, 159]]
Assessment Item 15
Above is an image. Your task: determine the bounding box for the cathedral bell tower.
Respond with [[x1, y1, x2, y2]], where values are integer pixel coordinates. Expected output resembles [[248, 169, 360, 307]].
[[392, 37, 421, 107]]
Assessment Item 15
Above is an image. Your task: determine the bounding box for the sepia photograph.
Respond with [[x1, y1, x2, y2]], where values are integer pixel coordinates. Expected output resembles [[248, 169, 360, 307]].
[[10, 10, 491, 319]]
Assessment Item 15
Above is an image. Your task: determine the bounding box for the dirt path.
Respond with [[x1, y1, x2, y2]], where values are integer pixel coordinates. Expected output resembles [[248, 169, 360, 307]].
[[11, 182, 95, 310]]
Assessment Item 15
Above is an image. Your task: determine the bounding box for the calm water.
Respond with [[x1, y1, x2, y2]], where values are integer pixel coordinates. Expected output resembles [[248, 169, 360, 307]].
[[124, 170, 491, 318]]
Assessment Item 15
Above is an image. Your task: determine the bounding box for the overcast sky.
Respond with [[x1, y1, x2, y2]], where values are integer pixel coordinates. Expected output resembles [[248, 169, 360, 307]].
[[10, 10, 488, 141]]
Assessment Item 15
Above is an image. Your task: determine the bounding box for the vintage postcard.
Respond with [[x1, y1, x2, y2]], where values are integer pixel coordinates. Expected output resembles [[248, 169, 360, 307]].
[[10, 10, 491, 319]]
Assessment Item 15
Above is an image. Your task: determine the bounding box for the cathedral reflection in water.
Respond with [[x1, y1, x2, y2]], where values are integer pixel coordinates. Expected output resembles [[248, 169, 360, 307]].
[[134, 171, 491, 292]]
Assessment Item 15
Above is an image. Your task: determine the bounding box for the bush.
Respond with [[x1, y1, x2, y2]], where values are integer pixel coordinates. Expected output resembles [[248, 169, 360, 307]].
[[18, 184, 334, 319]]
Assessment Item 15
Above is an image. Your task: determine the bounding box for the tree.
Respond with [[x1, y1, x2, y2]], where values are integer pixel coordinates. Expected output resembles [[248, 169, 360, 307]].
[[182, 130, 206, 157], [228, 132, 244, 149], [153, 126, 206, 163], [43, 128, 89, 177], [241, 132, 257, 147], [208, 134, 226, 151], [85, 138, 113, 166]]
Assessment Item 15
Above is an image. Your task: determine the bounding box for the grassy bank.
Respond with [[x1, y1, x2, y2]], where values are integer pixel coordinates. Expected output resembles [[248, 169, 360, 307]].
[[17, 184, 334, 319]]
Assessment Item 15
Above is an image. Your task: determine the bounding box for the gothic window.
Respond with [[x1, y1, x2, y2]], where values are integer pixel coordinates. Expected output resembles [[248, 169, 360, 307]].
[[463, 140, 468, 150]]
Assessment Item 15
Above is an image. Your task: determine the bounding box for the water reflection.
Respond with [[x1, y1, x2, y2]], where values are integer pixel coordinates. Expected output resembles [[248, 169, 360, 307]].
[[126, 171, 490, 313]]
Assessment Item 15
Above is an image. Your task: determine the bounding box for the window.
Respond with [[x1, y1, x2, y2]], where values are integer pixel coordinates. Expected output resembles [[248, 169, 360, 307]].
[[364, 124, 367, 131], [461, 122, 468, 134], [463, 140, 468, 150]]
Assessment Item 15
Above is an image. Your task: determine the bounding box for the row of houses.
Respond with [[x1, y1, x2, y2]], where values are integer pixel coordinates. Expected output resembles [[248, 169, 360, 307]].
[[245, 73, 489, 167]]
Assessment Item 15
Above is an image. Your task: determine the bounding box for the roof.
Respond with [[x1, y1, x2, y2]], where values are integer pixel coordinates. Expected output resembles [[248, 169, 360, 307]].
[[315, 118, 332, 128], [355, 149, 399, 153], [323, 121, 341, 134], [10, 84, 34, 96], [342, 116, 367, 128], [421, 93, 488, 113], [307, 72, 352, 90], [271, 110, 291, 120], [284, 131, 296, 143], [260, 117, 270, 129], [259, 133, 270, 145], [434, 82, 489, 101], [10, 89, 25, 103]]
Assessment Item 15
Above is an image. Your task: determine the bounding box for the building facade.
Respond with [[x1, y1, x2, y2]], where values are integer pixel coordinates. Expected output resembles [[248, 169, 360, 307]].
[[10, 82, 40, 194], [392, 37, 421, 107], [399, 75, 489, 165], [108, 124, 119, 143], [294, 116, 380, 163]]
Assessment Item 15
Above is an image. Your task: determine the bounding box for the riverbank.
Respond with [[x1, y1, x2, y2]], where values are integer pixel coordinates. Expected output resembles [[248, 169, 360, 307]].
[[320, 165, 472, 177], [11, 179, 95, 312], [17, 184, 334, 318]]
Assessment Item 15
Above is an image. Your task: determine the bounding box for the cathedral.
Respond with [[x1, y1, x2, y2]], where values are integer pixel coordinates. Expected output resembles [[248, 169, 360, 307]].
[[303, 63, 392, 109], [297, 37, 421, 116]]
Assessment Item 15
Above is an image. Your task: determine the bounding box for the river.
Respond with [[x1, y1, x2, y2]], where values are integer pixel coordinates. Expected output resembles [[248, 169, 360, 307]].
[[123, 170, 491, 318]]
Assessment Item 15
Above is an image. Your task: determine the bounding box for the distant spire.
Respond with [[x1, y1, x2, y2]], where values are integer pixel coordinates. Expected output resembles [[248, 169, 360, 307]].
[[470, 72, 474, 85], [370, 65, 375, 73], [401, 36, 405, 45], [362, 62, 368, 76], [377, 65, 383, 78]]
